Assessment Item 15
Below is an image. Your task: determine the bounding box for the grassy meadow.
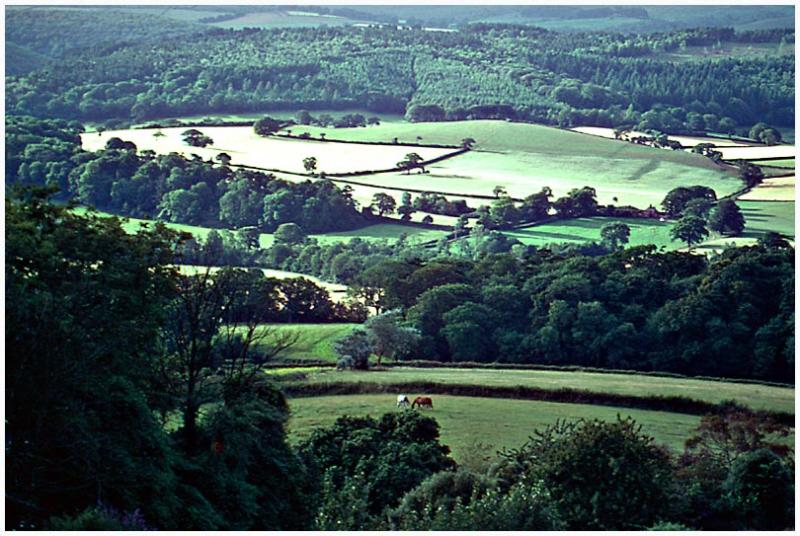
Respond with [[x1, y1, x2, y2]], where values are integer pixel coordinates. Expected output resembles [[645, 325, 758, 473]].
[[738, 176, 795, 201], [210, 10, 360, 29], [290, 366, 794, 413], [257, 323, 360, 361], [287, 394, 702, 459], [751, 158, 795, 168], [717, 144, 796, 161], [497, 217, 675, 249]]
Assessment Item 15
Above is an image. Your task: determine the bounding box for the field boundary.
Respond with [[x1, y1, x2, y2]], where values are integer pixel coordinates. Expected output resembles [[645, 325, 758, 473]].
[[269, 360, 793, 388], [282, 380, 794, 424], [388, 362, 794, 387]]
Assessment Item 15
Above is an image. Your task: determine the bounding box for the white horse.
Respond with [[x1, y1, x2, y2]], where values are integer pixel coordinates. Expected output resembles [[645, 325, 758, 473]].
[[397, 394, 410, 408]]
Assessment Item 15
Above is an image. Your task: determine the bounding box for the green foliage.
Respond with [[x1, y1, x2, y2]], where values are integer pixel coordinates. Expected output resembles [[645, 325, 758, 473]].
[[364, 309, 422, 365], [661, 185, 717, 217], [493, 418, 677, 530], [253, 116, 282, 136], [333, 328, 373, 370], [708, 199, 745, 235], [274, 222, 307, 245], [599, 221, 630, 250], [738, 161, 765, 188], [298, 412, 455, 523], [670, 214, 709, 247], [723, 449, 794, 530]]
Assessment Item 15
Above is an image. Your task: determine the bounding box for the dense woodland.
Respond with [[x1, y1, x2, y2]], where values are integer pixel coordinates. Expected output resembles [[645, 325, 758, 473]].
[[6, 20, 794, 130]]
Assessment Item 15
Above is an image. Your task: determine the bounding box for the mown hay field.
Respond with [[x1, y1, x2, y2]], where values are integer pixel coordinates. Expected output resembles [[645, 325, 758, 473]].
[[738, 176, 795, 201], [287, 394, 702, 459], [292, 366, 794, 413], [210, 10, 359, 29], [348, 149, 740, 208], [570, 126, 754, 147], [751, 158, 795, 168], [717, 144, 796, 161], [80, 126, 454, 175], [496, 217, 676, 249]]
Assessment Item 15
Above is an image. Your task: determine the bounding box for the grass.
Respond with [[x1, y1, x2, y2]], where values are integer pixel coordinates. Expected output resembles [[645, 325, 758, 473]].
[[497, 217, 676, 249], [695, 200, 795, 253], [293, 367, 794, 413], [209, 10, 360, 29], [751, 158, 794, 168], [738, 176, 794, 202], [293, 120, 740, 208], [287, 394, 702, 458], [717, 145, 796, 161], [257, 323, 360, 362]]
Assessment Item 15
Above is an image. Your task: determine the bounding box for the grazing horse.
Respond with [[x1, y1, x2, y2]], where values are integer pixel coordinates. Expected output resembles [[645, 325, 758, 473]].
[[411, 396, 433, 409], [397, 394, 410, 408]]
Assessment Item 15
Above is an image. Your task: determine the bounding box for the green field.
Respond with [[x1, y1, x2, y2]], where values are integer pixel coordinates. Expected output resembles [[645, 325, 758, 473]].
[[497, 217, 675, 249], [738, 200, 795, 239], [752, 158, 795, 168], [292, 366, 794, 413], [210, 10, 360, 29], [292, 120, 740, 208], [287, 394, 702, 459], [258, 323, 360, 361]]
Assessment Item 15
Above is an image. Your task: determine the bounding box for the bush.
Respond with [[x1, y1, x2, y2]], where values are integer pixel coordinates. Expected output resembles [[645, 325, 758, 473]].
[[491, 418, 677, 530]]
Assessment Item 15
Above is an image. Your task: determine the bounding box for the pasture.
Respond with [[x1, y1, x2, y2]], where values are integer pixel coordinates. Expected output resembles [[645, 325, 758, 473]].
[[738, 175, 795, 201], [496, 217, 675, 249], [750, 158, 795, 168], [293, 119, 745, 159], [352, 149, 740, 208], [717, 144, 796, 161], [80, 127, 454, 175], [694, 200, 795, 252], [292, 366, 794, 413], [209, 10, 360, 29], [257, 323, 360, 361], [571, 126, 754, 147], [287, 394, 702, 459]]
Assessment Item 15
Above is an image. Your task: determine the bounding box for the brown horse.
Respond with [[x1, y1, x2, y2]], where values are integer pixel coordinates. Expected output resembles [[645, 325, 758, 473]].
[[411, 396, 433, 409]]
